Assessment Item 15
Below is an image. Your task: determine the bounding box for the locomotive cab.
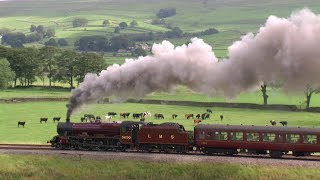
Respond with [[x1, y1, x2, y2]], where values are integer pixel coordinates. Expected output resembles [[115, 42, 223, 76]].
[[120, 121, 145, 148]]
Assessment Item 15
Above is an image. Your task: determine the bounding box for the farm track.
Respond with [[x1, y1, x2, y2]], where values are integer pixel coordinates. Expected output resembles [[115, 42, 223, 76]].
[[1, 144, 320, 166]]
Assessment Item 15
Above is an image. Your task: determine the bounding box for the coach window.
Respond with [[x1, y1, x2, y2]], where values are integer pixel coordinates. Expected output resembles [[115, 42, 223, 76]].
[[262, 133, 275, 142], [303, 135, 317, 144], [246, 132, 259, 141], [199, 131, 205, 140], [231, 132, 243, 141], [286, 134, 300, 143]]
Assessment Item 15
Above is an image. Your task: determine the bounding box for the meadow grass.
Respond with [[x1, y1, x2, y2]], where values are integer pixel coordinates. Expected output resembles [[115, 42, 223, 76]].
[[1, 101, 320, 144], [0, 154, 319, 180]]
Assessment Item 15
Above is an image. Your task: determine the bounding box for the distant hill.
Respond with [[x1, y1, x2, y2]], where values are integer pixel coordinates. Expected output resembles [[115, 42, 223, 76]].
[[1, 0, 320, 57]]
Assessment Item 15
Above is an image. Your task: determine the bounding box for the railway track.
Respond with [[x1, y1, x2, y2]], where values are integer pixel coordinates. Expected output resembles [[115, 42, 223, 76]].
[[0, 144, 52, 150], [0, 144, 319, 162]]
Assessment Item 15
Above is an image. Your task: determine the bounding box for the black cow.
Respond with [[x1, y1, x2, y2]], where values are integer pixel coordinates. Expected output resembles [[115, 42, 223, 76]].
[[108, 112, 117, 117], [220, 115, 224, 121], [204, 113, 210, 120], [201, 113, 207, 120], [279, 121, 287, 126], [53, 117, 61, 123], [196, 114, 201, 119], [206, 109, 213, 113], [172, 114, 178, 119], [155, 114, 164, 119], [120, 113, 130, 118], [18, 121, 26, 128], [40, 118, 48, 123], [133, 113, 142, 119], [84, 114, 95, 121]]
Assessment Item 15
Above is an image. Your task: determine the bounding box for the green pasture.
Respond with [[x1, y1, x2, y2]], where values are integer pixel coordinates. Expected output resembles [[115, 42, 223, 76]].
[[0, 154, 319, 180], [1, 101, 320, 144]]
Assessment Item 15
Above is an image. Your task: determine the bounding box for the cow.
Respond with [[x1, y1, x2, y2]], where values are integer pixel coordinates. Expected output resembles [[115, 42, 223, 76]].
[[172, 114, 178, 119], [108, 112, 117, 117], [53, 117, 61, 123], [120, 113, 130, 118], [40, 118, 48, 123], [205, 113, 210, 120], [279, 121, 288, 126], [80, 117, 87, 122], [143, 112, 151, 117], [105, 115, 112, 121], [206, 109, 213, 113], [185, 114, 194, 119], [84, 114, 95, 121], [133, 113, 142, 119], [201, 113, 207, 120], [18, 121, 26, 128], [196, 114, 201, 119], [155, 114, 164, 119], [270, 120, 276, 126], [194, 119, 202, 124], [220, 115, 224, 121]]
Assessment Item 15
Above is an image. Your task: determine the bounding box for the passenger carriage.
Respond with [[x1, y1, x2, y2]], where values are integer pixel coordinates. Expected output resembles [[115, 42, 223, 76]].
[[194, 124, 320, 158]]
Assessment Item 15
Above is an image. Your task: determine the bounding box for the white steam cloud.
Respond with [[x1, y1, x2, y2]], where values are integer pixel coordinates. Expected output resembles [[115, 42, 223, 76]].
[[67, 8, 320, 117]]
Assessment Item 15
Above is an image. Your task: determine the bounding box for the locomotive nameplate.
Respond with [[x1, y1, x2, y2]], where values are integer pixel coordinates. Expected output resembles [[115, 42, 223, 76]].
[[121, 136, 132, 140]]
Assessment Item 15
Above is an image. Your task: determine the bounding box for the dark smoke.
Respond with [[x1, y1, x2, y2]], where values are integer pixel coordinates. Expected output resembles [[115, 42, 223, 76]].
[[66, 9, 320, 118]]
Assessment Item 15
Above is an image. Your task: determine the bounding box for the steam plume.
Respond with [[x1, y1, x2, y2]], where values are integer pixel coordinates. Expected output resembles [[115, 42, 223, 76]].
[[67, 8, 320, 118]]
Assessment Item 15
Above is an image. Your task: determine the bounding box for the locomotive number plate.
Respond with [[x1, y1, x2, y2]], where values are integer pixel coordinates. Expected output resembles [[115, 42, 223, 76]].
[[121, 136, 132, 140]]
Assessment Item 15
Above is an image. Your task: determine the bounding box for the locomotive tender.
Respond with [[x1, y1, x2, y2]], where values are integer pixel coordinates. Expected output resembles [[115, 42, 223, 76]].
[[49, 120, 320, 158]]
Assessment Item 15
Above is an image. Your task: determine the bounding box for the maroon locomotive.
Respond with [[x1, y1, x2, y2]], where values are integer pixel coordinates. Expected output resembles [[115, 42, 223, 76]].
[[49, 121, 320, 158]]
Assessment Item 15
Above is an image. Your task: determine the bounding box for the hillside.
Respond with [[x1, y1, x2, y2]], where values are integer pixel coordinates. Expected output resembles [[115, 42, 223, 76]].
[[0, 0, 320, 57]]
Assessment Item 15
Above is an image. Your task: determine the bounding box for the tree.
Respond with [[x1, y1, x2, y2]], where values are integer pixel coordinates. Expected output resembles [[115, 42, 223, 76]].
[[74, 36, 109, 52], [102, 20, 110, 27], [75, 52, 106, 84], [30, 24, 37, 32], [57, 38, 68, 46], [156, 8, 176, 18], [46, 28, 55, 38], [119, 22, 128, 29], [261, 84, 269, 106], [110, 36, 134, 51], [130, 20, 138, 27], [39, 46, 60, 87], [132, 47, 146, 56], [304, 84, 319, 109], [36, 25, 45, 34], [114, 27, 120, 33], [25, 33, 42, 43], [0, 58, 15, 89], [45, 38, 58, 47], [1, 32, 25, 47], [73, 18, 88, 27], [55, 50, 78, 88]]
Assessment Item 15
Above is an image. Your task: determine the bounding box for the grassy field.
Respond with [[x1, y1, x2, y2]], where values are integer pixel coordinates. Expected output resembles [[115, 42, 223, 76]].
[[1, 101, 320, 144], [0, 154, 319, 180]]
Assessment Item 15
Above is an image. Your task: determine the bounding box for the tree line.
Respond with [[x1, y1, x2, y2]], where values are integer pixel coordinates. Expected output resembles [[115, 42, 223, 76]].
[[0, 46, 106, 89]]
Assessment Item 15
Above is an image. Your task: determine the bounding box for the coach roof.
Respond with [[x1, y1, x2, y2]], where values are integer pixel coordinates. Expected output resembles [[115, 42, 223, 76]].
[[195, 124, 320, 134]]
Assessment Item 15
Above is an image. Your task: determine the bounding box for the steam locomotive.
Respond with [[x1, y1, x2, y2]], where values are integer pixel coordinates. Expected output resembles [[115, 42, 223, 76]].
[[49, 120, 320, 158]]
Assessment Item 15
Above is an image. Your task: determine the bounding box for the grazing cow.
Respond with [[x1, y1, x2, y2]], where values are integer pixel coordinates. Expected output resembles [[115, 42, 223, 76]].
[[194, 119, 202, 124], [155, 113, 164, 119], [205, 113, 210, 120], [133, 113, 142, 119], [105, 115, 112, 121], [172, 114, 178, 119], [270, 120, 276, 126], [120, 113, 130, 118], [18, 121, 26, 128], [279, 121, 288, 126], [185, 114, 194, 119], [80, 117, 87, 122], [84, 114, 95, 121], [143, 112, 151, 117], [201, 113, 207, 120], [206, 109, 213, 113], [220, 115, 224, 121], [53, 117, 61, 123], [196, 114, 201, 119], [40, 118, 48, 123], [108, 112, 117, 117]]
